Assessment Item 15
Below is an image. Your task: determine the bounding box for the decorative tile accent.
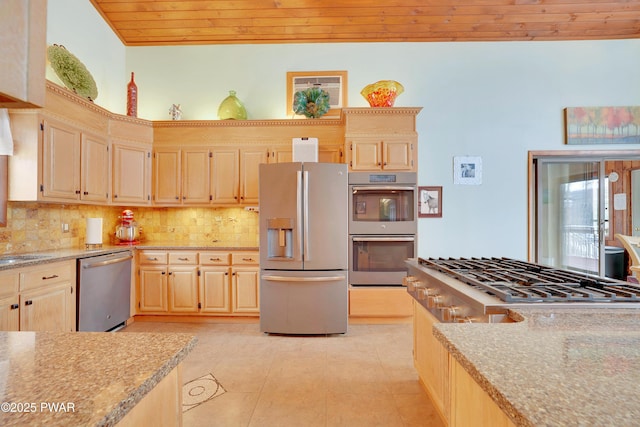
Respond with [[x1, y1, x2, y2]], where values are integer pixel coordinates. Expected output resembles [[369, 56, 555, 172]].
[[182, 373, 226, 412]]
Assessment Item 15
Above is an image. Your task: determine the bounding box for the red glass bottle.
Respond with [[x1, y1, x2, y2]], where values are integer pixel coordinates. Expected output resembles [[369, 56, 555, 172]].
[[127, 72, 138, 117]]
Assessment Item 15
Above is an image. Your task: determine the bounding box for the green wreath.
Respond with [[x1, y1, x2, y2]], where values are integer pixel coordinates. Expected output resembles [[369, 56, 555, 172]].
[[47, 44, 98, 101], [292, 87, 331, 118]]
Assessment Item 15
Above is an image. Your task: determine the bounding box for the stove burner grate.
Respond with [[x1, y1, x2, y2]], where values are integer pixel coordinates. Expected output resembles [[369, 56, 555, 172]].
[[418, 257, 640, 303]]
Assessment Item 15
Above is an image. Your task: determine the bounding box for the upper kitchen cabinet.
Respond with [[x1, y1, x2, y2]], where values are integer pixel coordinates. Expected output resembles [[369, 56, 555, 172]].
[[110, 115, 153, 206], [343, 108, 422, 172], [0, 0, 46, 108], [153, 118, 344, 206], [153, 147, 210, 205], [8, 83, 111, 204]]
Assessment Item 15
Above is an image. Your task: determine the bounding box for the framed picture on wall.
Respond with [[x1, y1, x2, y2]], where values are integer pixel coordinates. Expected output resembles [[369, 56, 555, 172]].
[[419, 186, 442, 218], [453, 156, 482, 185], [286, 70, 347, 118]]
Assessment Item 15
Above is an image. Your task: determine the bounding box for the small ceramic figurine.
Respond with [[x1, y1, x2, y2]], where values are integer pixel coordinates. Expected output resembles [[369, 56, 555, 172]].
[[169, 104, 182, 120]]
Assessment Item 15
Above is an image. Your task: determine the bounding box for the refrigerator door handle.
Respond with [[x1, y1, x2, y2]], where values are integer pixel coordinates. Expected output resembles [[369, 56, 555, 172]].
[[261, 274, 346, 282], [303, 170, 310, 262], [297, 170, 303, 261]]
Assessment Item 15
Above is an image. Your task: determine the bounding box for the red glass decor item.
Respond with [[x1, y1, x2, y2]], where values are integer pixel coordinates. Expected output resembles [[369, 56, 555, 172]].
[[360, 80, 404, 107], [127, 72, 138, 117]]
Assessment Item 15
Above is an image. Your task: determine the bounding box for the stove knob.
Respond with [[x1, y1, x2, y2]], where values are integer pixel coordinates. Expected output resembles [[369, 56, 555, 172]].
[[427, 294, 443, 308], [403, 276, 419, 291], [418, 287, 435, 300], [442, 306, 461, 322]]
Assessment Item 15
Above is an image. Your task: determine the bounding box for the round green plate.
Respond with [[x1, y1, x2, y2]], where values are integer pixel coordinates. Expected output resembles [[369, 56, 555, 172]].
[[47, 44, 98, 101]]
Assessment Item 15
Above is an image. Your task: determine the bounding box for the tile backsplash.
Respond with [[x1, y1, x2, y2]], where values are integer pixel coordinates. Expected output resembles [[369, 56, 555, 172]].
[[0, 202, 259, 255]]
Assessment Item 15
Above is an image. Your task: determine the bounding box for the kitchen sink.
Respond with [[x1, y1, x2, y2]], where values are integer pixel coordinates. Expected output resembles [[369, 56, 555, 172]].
[[0, 255, 53, 265]]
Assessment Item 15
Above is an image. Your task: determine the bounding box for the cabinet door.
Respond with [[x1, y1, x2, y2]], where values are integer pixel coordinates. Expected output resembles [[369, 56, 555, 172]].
[[168, 266, 199, 313], [240, 148, 267, 205], [414, 301, 450, 422], [112, 141, 151, 205], [200, 267, 231, 313], [319, 145, 343, 163], [232, 267, 259, 314], [383, 139, 414, 170], [81, 132, 109, 202], [42, 118, 81, 200], [139, 266, 168, 312], [269, 146, 292, 163], [20, 282, 71, 332], [0, 296, 20, 331], [349, 139, 381, 171], [210, 148, 239, 204], [182, 148, 210, 204], [154, 149, 181, 204]]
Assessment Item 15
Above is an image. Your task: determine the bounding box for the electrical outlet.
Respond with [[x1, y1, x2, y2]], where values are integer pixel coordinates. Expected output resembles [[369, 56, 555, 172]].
[[62, 223, 69, 233]]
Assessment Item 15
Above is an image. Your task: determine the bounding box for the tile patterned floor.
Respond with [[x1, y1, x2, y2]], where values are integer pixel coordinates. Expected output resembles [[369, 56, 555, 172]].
[[121, 321, 445, 427]]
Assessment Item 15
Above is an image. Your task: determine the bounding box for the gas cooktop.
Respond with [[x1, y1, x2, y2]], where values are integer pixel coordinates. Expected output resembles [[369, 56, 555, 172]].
[[418, 257, 640, 304]]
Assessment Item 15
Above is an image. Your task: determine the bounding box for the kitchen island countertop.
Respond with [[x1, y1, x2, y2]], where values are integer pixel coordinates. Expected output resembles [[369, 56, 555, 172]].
[[0, 330, 196, 426], [434, 308, 640, 426]]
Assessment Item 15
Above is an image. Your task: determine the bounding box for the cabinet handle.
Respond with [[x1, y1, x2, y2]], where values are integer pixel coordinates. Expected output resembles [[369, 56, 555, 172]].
[[225, 272, 229, 276], [42, 274, 59, 280], [232, 272, 236, 276], [242, 258, 255, 262], [75, 190, 81, 194], [210, 257, 221, 261], [83, 191, 89, 195], [178, 257, 189, 261], [147, 257, 158, 261], [10, 304, 18, 310], [161, 271, 166, 275], [25, 300, 33, 306], [168, 272, 173, 275], [114, 194, 118, 198], [383, 162, 387, 166]]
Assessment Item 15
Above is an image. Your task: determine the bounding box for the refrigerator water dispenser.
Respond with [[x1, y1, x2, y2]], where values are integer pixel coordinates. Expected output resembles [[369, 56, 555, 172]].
[[267, 218, 294, 259]]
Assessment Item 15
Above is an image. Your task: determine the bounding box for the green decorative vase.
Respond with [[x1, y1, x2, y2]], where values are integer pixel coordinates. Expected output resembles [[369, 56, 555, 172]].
[[218, 90, 247, 120]]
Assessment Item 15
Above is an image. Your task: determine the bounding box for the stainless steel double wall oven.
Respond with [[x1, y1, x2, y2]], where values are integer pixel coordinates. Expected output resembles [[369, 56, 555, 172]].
[[349, 172, 417, 286]]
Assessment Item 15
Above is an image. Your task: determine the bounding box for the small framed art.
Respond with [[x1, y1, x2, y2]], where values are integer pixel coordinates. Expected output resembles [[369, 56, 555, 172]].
[[419, 186, 442, 218], [453, 156, 482, 185]]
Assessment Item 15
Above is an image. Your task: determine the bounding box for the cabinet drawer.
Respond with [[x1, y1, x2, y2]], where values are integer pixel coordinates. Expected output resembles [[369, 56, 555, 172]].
[[20, 261, 73, 291], [232, 252, 259, 266], [139, 251, 168, 265], [199, 252, 230, 266], [168, 252, 198, 265], [0, 271, 19, 297]]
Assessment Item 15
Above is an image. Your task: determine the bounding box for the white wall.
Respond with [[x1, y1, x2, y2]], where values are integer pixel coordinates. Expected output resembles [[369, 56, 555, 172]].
[[46, 0, 125, 113], [45, 4, 640, 260]]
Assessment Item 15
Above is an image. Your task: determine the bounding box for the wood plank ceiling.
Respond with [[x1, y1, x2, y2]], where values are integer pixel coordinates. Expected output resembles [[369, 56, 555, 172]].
[[90, 0, 640, 46]]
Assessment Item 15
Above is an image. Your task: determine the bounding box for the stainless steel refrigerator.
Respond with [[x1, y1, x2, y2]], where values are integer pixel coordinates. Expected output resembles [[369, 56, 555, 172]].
[[259, 162, 348, 334]]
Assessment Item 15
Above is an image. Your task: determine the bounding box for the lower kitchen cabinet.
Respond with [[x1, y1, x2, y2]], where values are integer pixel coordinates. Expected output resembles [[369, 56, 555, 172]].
[[0, 260, 76, 332], [413, 300, 515, 427], [137, 250, 259, 317], [139, 266, 168, 312], [450, 358, 515, 427], [413, 301, 449, 423]]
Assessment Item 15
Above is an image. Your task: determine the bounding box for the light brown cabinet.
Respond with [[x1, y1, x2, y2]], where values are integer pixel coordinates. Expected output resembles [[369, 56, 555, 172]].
[[137, 250, 259, 316], [210, 148, 266, 205], [0, 261, 76, 332], [348, 138, 414, 171], [0, 0, 46, 108], [112, 140, 152, 205], [153, 147, 210, 205], [41, 118, 110, 203], [413, 301, 450, 424], [343, 107, 421, 172]]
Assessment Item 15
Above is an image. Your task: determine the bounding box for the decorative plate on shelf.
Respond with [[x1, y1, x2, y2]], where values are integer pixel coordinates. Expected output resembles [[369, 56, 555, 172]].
[[47, 44, 98, 101]]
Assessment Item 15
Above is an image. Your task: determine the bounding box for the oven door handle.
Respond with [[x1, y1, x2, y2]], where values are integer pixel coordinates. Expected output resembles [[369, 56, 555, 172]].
[[352, 237, 415, 242], [262, 275, 346, 282], [351, 186, 415, 192]]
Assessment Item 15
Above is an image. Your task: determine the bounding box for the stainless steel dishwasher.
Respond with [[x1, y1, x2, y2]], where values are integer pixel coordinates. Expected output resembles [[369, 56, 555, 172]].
[[77, 251, 133, 331]]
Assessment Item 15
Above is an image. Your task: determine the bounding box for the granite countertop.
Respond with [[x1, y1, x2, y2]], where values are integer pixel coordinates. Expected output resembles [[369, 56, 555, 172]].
[[0, 243, 259, 271], [434, 308, 640, 426], [0, 331, 196, 426]]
